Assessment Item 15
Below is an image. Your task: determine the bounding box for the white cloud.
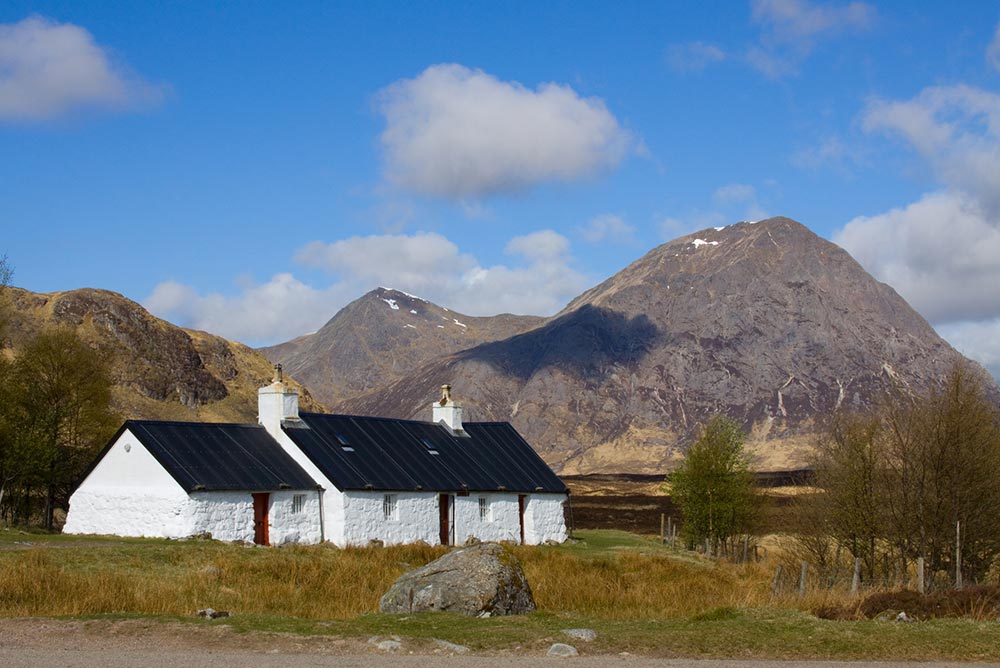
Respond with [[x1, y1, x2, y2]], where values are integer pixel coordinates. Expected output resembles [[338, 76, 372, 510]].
[[376, 64, 633, 200], [988, 23, 1000, 72], [746, 0, 874, 77], [835, 191, 1000, 324], [863, 84, 1000, 214], [0, 16, 164, 121], [751, 0, 874, 46], [790, 135, 865, 173], [150, 231, 590, 344], [665, 42, 726, 73], [145, 274, 350, 346], [579, 214, 635, 244], [936, 319, 1000, 380]]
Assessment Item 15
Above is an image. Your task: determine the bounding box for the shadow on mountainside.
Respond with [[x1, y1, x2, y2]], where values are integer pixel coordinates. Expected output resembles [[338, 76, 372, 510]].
[[451, 304, 661, 382]]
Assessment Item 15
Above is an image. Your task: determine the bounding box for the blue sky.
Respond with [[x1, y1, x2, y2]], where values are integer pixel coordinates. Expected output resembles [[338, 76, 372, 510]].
[[3, 1, 1000, 377]]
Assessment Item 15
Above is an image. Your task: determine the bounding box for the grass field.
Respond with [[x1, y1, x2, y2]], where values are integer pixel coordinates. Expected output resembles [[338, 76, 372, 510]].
[[2, 527, 999, 660]]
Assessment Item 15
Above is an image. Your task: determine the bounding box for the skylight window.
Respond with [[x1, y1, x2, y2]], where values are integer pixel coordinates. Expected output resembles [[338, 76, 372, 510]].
[[336, 433, 354, 452], [420, 437, 439, 455]]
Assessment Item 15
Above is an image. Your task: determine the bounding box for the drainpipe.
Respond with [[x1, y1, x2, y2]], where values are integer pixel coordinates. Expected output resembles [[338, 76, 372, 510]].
[[317, 487, 325, 543]]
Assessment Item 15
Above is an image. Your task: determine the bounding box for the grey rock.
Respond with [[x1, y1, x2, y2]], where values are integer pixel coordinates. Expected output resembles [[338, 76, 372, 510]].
[[433, 639, 470, 654], [547, 643, 579, 657], [376, 640, 401, 652], [195, 608, 230, 619], [379, 542, 535, 616], [561, 628, 596, 642], [895, 611, 915, 622]]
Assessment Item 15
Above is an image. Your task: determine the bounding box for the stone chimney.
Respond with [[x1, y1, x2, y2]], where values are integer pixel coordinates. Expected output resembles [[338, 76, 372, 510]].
[[258, 364, 300, 436], [432, 384, 466, 436]]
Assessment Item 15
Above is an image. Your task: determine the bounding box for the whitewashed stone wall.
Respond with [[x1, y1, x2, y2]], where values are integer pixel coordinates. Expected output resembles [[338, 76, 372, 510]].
[[64, 430, 193, 538], [266, 490, 323, 545], [341, 491, 440, 546], [523, 494, 568, 545], [454, 494, 522, 544]]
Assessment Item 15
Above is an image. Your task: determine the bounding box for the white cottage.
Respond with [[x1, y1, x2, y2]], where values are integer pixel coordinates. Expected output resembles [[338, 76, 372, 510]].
[[64, 370, 569, 546]]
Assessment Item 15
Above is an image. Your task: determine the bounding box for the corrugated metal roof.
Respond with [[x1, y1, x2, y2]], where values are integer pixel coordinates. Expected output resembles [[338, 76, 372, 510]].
[[285, 414, 567, 494], [125, 420, 319, 493]]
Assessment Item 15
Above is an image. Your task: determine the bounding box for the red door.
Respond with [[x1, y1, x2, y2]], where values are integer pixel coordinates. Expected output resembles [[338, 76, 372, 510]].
[[518, 495, 527, 545], [439, 494, 452, 545], [253, 493, 270, 546]]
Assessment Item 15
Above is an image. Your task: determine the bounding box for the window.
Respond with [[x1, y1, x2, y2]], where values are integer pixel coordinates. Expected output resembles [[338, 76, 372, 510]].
[[383, 494, 398, 521], [420, 437, 439, 455], [336, 433, 354, 452], [479, 496, 492, 522], [292, 494, 306, 514]]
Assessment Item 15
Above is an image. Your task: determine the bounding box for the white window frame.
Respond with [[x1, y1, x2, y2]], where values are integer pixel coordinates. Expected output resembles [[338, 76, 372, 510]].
[[383, 494, 398, 521]]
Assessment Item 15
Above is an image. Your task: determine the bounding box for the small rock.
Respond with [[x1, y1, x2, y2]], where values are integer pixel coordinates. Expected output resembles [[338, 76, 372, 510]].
[[368, 539, 385, 548], [561, 628, 596, 642], [376, 640, 401, 652], [195, 608, 231, 619], [547, 643, 578, 657], [433, 639, 470, 654], [464, 536, 481, 546], [895, 611, 914, 623]]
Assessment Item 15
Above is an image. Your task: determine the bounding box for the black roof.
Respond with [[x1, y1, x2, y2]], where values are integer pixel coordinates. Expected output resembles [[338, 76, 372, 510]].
[[115, 420, 319, 493], [283, 413, 568, 494]]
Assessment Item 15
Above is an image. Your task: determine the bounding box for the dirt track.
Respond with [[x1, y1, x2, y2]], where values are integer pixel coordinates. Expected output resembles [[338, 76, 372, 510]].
[[1, 619, 999, 668]]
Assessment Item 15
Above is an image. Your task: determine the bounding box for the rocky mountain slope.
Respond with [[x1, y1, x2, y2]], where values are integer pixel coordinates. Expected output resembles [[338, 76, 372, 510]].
[[261, 287, 544, 407], [2, 287, 320, 423], [335, 218, 985, 474]]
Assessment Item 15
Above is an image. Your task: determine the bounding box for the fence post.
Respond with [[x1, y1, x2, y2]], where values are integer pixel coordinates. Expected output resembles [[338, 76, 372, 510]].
[[956, 520, 963, 589], [850, 557, 862, 594], [917, 556, 925, 594], [771, 564, 783, 596], [660, 513, 666, 544], [742, 535, 749, 564], [799, 561, 808, 597]]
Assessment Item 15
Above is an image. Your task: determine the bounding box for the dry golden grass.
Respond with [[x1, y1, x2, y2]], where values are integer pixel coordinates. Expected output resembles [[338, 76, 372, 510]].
[[0, 530, 866, 622]]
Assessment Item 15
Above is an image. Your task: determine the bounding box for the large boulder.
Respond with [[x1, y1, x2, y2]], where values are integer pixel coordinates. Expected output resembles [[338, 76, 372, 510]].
[[379, 542, 536, 616]]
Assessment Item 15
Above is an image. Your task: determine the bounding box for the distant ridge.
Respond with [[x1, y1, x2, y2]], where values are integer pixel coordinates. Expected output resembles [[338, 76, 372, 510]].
[[3, 287, 321, 423], [261, 287, 544, 407]]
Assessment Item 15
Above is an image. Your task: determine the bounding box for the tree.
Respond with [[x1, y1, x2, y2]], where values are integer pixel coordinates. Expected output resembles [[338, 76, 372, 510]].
[[669, 415, 757, 553], [8, 328, 119, 529]]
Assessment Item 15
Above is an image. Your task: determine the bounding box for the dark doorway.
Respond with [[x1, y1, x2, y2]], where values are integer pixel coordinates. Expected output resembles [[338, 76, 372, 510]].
[[518, 494, 527, 545], [439, 493, 453, 545], [253, 493, 270, 546]]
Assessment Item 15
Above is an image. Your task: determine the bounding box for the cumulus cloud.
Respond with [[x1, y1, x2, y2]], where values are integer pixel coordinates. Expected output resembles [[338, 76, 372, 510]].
[[376, 64, 633, 200], [578, 214, 635, 244], [936, 319, 1000, 380], [0, 16, 164, 121], [665, 42, 726, 73], [863, 84, 1000, 214], [988, 23, 1000, 72], [746, 0, 874, 77], [145, 274, 350, 346], [835, 191, 1000, 324], [148, 231, 590, 344]]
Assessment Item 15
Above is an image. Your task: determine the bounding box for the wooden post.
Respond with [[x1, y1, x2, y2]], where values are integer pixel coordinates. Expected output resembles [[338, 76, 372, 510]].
[[850, 557, 862, 594], [799, 561, 808, 597], [956, 520, 963, 589], [705, 537, 712, 557], [771, 564, 783, 596], [742, 535, 750, 564], [917, 556, 925, 594], [660, 513, 666, 544]]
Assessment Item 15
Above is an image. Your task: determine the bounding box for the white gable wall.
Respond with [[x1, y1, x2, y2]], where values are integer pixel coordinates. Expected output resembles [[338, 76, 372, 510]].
[[64, 429, 193, 538]]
